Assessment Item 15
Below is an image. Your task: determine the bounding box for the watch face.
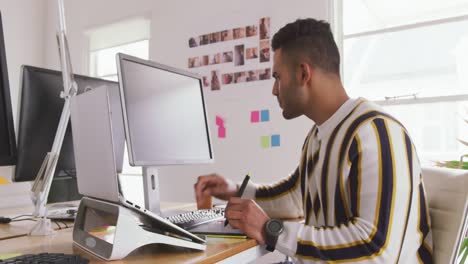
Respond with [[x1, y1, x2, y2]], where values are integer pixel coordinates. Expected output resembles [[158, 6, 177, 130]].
[[267, 219, 283, 235]]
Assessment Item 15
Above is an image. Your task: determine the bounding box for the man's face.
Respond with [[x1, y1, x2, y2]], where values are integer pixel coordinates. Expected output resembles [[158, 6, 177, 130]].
[[272, 49, 305, 120]]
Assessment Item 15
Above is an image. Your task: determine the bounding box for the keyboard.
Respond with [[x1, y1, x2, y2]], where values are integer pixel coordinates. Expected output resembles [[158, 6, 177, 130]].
[[47, 208, 78, 220], [166, 208, 225, 229], [0, 253, 89, 264]]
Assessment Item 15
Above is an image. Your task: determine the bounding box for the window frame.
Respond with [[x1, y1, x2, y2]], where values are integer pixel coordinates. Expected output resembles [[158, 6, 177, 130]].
[[333, 0, 468, 106]]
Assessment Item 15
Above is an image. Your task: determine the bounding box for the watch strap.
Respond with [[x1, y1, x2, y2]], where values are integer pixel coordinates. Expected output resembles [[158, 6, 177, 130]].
[[266, 237, 278, 252], [264, 219, 282, 252]]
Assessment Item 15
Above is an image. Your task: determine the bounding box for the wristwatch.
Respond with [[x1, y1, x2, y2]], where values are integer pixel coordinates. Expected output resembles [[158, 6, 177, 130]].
[[264, 219, 283, 252]]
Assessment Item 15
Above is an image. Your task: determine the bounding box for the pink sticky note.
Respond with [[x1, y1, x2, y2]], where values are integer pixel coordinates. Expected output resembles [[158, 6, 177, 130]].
[[218, 126, 226, 138], [250, 111, 260, 123], [216, 115, 224, 126]]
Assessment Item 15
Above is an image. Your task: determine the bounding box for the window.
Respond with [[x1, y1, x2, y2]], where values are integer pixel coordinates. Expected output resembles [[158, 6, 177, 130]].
[[89, 39, 149, 81], [338, 0, 468, 164], [87, 18, 150, 175]]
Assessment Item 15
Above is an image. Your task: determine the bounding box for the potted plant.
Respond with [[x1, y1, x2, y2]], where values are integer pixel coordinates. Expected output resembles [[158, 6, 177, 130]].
[[458, 236, 467, 264], [434, 117, 468, 263]]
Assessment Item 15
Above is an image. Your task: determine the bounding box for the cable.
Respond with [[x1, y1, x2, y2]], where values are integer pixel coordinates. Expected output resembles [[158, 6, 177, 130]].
[[6, 214, 35, 223], [54, 221, 62, 230], [1, 214, 34, 224], [11, 214, 33, 220], [11, 218, 37, 222], [56, 221, 69, 229]]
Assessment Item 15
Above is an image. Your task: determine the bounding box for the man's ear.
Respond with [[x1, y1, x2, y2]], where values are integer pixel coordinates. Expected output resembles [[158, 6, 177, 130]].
[[299, 63, 312, 84]]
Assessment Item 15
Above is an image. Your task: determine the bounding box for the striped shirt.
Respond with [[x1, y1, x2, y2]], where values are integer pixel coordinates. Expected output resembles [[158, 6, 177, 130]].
[[243, 98, 433, 263]]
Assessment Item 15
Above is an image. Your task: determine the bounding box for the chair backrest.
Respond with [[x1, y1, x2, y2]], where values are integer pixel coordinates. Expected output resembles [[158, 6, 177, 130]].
[[422, 166, 468, 264]]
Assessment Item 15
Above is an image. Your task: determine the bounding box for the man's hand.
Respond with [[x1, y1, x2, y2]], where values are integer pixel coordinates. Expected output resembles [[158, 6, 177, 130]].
[[194, 174, 238, 205], [225, 197, 270, 244]]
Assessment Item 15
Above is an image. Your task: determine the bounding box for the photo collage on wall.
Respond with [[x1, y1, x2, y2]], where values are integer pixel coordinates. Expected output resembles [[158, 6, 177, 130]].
[[187, 17, 272, 91]]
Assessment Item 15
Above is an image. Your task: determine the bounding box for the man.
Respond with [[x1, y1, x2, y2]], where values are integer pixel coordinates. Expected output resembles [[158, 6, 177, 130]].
[[194, 18, 432, 263]]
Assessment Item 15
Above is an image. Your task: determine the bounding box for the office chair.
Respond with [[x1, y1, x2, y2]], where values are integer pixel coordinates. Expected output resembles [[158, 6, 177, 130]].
[[422, 166, 468, 264]]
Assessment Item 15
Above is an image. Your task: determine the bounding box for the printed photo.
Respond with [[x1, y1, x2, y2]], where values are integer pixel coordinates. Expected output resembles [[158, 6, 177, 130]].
[[210, 53, 221, 65], [200, 34, 210, 45], [221, 30, 233, 41], [188, 57, 200, 68], [202, 55, 210, 66], [211, 70, 221, 91], [188, 37, 198, 48], [234, 44, 245, 66], [246, 70, 259, 82], [202, 76, 210, 88], [222, 51, 233, 63], [259, 17, 270, 40], [246, 47, 258, 60], [246, 25, 258, 37], [222, 73, 233, 85], [233, 27, 246, 39], [258, 68, 271, 80], [210, 32, 221, 44], [259, 40, 270, 63], [234, 72, 246, 83]]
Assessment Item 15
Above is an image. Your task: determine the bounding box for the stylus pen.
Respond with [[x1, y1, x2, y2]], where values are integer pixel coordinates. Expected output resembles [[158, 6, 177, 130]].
[[224, 174, 250, 227]]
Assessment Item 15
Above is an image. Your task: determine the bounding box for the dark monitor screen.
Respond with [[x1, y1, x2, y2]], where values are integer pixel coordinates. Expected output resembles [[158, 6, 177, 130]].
[[14, 66, 119, 182], [0, 12, 17, 166]]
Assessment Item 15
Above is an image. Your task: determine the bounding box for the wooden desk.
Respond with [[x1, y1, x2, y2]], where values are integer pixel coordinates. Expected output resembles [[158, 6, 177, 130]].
[[0, 202, 195, 241], [0, 204, 74, 241], [0, 202, 267, 263], [0, 228, 265, 264]]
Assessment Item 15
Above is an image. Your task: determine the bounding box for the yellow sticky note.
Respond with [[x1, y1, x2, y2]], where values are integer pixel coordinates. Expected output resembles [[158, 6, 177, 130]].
[[0, 253, 22, 260], [206, 234, 247, 239], [0, 176, 9, 185], [261, 136, 270, 148]]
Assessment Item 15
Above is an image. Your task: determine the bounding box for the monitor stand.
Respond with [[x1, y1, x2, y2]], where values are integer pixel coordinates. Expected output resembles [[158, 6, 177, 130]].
[[142, 167, 161, 215]]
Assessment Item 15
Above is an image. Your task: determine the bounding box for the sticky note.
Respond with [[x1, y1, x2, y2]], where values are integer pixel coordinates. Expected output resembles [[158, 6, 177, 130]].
[[218, 126, 226, 138], [261, 136, 270, 148], [0, 254, 22, 260], [250, 111, 260, 123], [271, 134, 281, 147], [0, 176, 9, 185], [216, 115, 224, 126], [260, 110, 270, 122]]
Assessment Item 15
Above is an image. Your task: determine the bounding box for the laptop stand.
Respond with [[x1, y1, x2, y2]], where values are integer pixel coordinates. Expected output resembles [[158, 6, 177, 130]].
[[73, 197, 205, 260]]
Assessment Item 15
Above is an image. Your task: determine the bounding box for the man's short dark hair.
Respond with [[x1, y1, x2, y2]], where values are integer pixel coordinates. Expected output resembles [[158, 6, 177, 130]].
[[272, 18, 340, 75]]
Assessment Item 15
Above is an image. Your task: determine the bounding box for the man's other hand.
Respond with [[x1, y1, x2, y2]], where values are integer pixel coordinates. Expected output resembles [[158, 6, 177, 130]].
[[225, 197, 269, 244], [194, 173, 238, 206]]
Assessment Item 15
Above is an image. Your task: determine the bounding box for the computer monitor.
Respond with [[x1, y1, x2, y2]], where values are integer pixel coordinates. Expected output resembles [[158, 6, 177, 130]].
[[15, 66, 120, 202], [0, 12, 17, 166], [116, 53, 213, 166]]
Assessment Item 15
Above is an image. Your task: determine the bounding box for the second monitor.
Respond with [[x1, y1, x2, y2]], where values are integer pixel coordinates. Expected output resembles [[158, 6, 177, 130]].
[[15, 65, 120, 203]]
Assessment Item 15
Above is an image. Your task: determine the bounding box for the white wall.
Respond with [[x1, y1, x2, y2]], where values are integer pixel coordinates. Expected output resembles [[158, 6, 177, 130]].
[[0, 0, 47, 207], [41, 0, 330, 204]]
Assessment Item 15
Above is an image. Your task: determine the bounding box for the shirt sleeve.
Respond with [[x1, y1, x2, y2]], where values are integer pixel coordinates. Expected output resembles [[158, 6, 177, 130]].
[[243, 167, 304, 219], [274, 118, 417, 263]]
